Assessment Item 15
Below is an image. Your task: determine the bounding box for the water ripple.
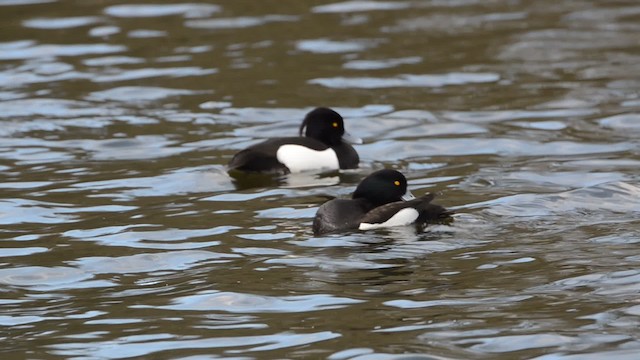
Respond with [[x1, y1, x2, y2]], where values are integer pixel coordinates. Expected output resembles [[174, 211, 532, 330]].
[[49, 331, 340, 358], [360, 138, 632, 161], [88, 88, 195, 104], [0, 266, 110, 291], [474, 181, 640, 217], [313, 1, 411, 13], [64, 225, 235, 249], [534, 349, 640, 360], [599, 113, 640, 132], [464, 334, 578, 353], [72, 250, 240, 274], [296, 39, 379, 54], [66, 166, 234, 198], [0, 247, 48, 257], [0, 199, 135, 225], [309, 72, 500, 88], [147, 291, 363, 313], [0, 98, 122, 118], [343, 56, 422, 70], [23, 16, 102, 29], [104, 4, 221, 18], [0, 42, 125, 60], [185, 15, 298, 29], [92, 66, 217, 82]]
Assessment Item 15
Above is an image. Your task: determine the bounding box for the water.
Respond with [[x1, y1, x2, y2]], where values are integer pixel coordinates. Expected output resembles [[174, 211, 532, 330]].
[[1, 0, 640, 358]]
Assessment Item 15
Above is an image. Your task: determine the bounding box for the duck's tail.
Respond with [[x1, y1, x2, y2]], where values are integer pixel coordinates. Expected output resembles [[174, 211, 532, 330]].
[[417, 194, 454, 223]]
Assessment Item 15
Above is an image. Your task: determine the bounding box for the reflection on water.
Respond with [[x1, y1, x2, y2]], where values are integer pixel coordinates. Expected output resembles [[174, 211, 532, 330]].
[[2, 0, 640, 358]]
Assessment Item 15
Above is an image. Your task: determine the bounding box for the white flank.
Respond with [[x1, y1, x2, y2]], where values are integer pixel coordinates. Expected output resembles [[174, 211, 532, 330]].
[[359, 208, 419, 230], [276, 144, 339, 172]]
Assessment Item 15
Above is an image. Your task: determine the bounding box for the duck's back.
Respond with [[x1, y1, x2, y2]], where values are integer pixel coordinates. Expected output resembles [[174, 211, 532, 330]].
[[312, 198, 370, 235]]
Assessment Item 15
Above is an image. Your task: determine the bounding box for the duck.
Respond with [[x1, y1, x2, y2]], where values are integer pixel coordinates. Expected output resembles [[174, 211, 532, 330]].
[[312, 169, 451, 235], [228, 107, 361, 174]]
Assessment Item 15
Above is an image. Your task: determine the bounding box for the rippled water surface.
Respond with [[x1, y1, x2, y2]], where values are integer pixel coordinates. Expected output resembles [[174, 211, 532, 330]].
[[2, 0, 640, 359]]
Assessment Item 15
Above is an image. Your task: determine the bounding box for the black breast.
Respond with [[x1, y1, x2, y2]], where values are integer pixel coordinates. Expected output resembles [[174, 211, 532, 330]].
[[332, 142, 359, 169]]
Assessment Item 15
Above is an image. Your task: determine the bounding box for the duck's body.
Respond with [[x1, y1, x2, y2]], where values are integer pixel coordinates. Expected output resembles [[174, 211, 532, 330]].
[[228, 107, 360, 174], [358, 193, 449, 230], [313, 169, 451, 235], [312, 197, 371, 234], [229, 137, 358, 174]]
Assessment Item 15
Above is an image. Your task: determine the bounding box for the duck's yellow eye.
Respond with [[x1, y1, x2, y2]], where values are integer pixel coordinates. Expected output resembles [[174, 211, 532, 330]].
[[394, 180, 400, 186], [332, 122, 338, 128]]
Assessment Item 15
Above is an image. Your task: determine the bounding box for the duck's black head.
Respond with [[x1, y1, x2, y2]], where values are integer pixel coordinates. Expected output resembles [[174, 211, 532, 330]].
[[353, 169, 411, 208], [299, 107, 352, 146]]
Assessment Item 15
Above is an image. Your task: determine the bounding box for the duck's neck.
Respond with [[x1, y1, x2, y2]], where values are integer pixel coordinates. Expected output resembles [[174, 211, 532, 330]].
[[352, 197, 384, 213], [331, 142, 359, 169]]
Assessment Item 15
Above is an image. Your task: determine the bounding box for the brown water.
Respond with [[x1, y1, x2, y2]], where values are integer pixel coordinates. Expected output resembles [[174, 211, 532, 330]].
[[2, 0, 640, 359]]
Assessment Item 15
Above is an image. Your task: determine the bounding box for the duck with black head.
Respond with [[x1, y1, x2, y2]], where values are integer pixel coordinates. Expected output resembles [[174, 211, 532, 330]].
[[313, 169, 452, 235], [228, 107, 361, 174]]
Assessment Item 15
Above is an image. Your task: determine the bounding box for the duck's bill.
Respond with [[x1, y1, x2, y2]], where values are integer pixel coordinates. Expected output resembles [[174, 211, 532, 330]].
[[342, 131, 363, 145], [401, 190, 415, 201]]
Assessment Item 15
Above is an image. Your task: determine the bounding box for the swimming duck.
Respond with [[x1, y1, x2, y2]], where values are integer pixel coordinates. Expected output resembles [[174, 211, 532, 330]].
[[313, 169, 451, 235], [228, 107, 361, 174]]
